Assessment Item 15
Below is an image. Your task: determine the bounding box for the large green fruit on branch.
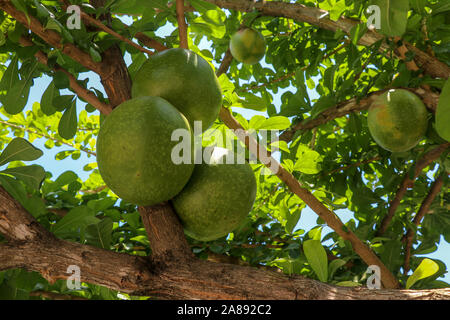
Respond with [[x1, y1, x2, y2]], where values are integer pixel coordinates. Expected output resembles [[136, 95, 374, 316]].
[[367, 89, 429, 153], [172, 148, 257, 241], [96, 96, 194, 206], [132, 48, 222, 132], [230, 28, 266, 65]]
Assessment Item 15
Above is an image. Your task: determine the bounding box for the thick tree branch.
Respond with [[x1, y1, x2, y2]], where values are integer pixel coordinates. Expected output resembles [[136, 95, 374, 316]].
[[219, 107, 400, 289], [403, 176, 445, 275], [2, 184, 450, 299], [176, 0, 189, 49], [377, 143, 450, 236]]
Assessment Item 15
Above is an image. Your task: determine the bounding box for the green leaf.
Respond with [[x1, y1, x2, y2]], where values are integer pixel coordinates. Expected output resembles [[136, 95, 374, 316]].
[[248, 115, 266, 130], [52, 206, 99, 237], [239, 94, 268, 111], [0, 138, 43, 167], [285, 208, 301, 234], [85, 218, 113, 249], [256, 116, 291, 130], [373, 0, 409, 37], [40, 81, 58, 115], [1, 165, 45, 190], [303, 240, 328, 282], [435, 78, 450, 142], [310, 95, 336, 119], [0, 59, 38, 114], [380, 240, 403, 273], [349, 23, 368, 46], [406, 258, 439, 289], [53, 70, 70, 89], [53, 94, 75, 111], [294, 144, 322, 174], [328, 259, 347, 280], [11, 0, 30, 25], [58, 100, 78, 140], [0, 55, 19, 91], [0, 173, 28, 204], [89, 47, 102, 63]]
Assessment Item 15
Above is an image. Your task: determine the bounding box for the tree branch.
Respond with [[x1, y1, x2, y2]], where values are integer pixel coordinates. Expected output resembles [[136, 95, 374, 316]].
[[176, 0, 189, 49], [0, 1, 103, 74], [219, 107, 400, 289], [279, 87, 439, 143], [18, 36, 113, 115], [403, 175, 445, 275], [377, 143, 450, 236], [57, 0, 155, 56], [0, 119, 97, 156], [2, 184, 450, 299], [202, 0, 450, 79]]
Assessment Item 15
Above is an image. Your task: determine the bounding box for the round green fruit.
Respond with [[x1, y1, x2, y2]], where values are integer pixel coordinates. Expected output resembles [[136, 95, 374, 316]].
[[96, 96, 194, 206], [230, 28, 266, 65], [172, 148, 257, 241], [131, 48, 222, 132], [367, 89, 428, 153]]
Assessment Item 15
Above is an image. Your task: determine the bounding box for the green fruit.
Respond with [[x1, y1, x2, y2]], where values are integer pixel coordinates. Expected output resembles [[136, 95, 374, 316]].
[[96, 96, 194, 206], [367, 89, 429, 153], [435, 78, 450, 142], [172, 148, 257, 241], [131, 48, 222, 132], [230, 28, 266, 65]]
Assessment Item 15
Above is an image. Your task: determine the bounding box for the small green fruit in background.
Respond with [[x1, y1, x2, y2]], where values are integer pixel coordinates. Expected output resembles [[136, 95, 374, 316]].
[[367, 89, 429, 153], [172, 148, 257, 241], [230, 28, 266, 65], [132, 48, 222, 132], [96, 96, 194, 206]]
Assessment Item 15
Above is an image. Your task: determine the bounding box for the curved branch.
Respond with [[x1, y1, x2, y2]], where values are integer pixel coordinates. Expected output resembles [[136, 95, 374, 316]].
[[403, 175, 445, 275], [377, 143, 450, 236], [279, 87, 439, 143]]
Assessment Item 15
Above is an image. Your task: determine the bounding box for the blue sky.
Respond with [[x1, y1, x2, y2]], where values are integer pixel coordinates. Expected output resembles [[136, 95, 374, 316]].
[[9, 16, 449, 284]]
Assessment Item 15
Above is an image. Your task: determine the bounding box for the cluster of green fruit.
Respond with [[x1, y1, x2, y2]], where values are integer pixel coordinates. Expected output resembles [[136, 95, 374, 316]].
[[96, 48, 257, 241]]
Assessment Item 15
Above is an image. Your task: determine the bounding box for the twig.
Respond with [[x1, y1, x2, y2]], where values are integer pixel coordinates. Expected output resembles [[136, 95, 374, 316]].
[[219, 106, 400, 289], [0, 119, 97, 156], [323, 155, 382, 176], [377, 144, 449, 236], [176, 0, 189, 49], [403, 176, 444, 275]]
